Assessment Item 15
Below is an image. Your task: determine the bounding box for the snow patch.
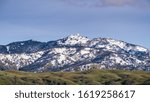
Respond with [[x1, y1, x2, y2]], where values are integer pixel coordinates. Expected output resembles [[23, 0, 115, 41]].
[[0, 51, 44, 69], [21, 43, 24, 45], [58, 33, 89, 45], [6, 46, 10, 52], [107, 39, 126, 49], [136, 46, 147, 52], [110, 54, 127, 65]]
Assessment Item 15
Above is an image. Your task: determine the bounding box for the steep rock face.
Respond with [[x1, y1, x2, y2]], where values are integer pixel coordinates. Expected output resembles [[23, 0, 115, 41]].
[[0, 34, 150, 72]]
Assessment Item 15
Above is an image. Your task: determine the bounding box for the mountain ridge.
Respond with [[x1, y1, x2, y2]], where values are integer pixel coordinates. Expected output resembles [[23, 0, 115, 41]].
[[0, 34, 150, 72]]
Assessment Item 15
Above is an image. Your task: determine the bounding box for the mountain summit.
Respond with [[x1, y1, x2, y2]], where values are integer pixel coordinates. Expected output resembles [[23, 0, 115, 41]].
[[57, 33, 89, 46], [0, 34, 150, 72]]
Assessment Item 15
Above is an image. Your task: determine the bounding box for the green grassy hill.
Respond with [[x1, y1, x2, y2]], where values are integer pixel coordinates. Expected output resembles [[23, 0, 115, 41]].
[[0, 70, 150, 85]]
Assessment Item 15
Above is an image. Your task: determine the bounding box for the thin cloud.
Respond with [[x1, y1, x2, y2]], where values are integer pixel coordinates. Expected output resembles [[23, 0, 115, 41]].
[[101, 0, 136, 6], [61, 0, 150, 8]]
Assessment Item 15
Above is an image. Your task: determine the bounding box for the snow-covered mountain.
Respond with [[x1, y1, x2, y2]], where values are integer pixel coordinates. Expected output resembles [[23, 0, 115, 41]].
[[0, 34, 150, 72]]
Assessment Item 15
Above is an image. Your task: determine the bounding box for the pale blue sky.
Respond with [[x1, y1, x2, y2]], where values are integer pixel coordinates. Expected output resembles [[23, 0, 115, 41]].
[[0, 0, 150, 49]]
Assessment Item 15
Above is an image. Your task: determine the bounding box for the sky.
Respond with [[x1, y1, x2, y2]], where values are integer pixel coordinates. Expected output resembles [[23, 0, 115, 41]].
[[0, 0, 150, 49]]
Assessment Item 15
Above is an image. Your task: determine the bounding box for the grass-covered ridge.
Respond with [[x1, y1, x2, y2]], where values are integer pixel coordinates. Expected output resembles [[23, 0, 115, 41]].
[[0, 70, 150, 85]]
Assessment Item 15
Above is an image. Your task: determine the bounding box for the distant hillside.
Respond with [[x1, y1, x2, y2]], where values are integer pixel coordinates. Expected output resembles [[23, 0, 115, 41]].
[[0, 34, 150, 72], [0, 69, 150, 85]]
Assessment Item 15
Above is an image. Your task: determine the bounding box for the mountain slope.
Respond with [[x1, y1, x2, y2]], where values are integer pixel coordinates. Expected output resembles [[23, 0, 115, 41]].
[[0, 34, 150, 72]]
